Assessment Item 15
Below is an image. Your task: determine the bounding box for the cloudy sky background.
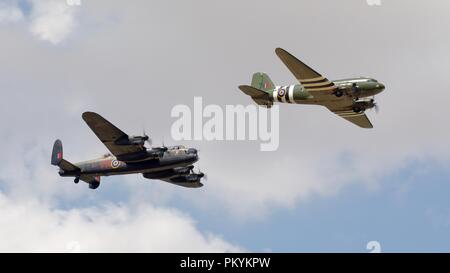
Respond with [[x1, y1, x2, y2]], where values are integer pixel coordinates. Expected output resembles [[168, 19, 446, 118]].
[[0, 0, 450, 252]]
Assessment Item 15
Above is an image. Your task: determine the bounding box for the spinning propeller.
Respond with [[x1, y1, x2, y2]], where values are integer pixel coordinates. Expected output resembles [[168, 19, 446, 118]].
[[142, 129, 152, 147]]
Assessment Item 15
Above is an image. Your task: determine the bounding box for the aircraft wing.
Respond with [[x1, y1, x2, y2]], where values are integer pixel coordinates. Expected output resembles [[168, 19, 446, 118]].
[[160, 177, 204, 188], [80, 174, 99, 183], [143, 167, 204, 188], [82, 112, 146, 158], [275, 48, 337, 94], [326, 107, 373, 128]]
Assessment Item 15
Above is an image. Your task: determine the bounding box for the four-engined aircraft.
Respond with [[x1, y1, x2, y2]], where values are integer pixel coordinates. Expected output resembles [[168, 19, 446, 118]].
[[51, 112, 205, 189]]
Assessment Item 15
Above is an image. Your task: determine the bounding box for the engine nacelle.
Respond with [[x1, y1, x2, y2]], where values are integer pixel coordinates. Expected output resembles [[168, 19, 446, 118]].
[[143, 166, 193, 180], [353, 99, 376, 112], [115, 135, 149, 146], [170, 173, 204, 184], [88, 176, 101, 189]]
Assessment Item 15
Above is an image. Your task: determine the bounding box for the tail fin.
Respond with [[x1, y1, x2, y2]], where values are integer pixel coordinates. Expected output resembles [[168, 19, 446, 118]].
[[51, 139, 63, 166], [51, 140, 80, 172], [251, 72, 275, 92]]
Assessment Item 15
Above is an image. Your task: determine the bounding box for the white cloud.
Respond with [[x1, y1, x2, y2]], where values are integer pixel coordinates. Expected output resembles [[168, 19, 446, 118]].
[[0, 0, 79, 44], [0, 114, 240, 252], [0, 192, 241, 252], [28, 0, 78, 44]]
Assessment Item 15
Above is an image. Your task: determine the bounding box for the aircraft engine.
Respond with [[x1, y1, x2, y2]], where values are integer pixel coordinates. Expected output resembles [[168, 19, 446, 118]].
[[170, 173, 204, 183], [142, 166, 196, 180], [115, 135, 149, 146], [88, 177, 101, 189], [128, 135, 149, 145], [352, 99, 376, 113]]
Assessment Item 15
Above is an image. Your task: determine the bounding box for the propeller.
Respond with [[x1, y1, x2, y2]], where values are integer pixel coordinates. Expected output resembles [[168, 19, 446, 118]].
[[374, 103, 379, 114], [156, 137, 168, 152], [142, 129, 152, 147], [370, 97, 379, 113], [195, 165, 207, 181]]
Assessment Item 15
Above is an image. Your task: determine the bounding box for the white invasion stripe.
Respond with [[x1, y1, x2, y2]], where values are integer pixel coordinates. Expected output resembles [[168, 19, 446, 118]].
[[273, 90, 278, 102], [288, 85, 295, 103], [339, 113, 365, 118]]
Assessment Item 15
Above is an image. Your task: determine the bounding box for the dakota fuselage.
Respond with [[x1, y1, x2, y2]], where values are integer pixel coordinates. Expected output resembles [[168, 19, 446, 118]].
[[269, 77, 385, 105]]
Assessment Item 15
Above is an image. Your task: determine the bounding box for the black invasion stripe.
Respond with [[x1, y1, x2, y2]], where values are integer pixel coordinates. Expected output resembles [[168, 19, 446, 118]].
[[286, 86, 292, 103]]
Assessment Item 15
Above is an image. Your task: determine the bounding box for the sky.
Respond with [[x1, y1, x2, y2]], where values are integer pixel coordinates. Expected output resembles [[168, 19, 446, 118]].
[[0, 0, 449, 252]]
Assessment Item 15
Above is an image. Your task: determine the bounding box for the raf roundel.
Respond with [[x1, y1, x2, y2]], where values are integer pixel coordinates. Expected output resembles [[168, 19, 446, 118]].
[[111, 159, 120, 169], [278, 87, 286, 97]]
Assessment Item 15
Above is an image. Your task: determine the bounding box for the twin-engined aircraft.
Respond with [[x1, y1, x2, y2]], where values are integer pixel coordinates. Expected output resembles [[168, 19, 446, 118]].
[[239, 48, 386, 128], [51, 112, 205, 189]]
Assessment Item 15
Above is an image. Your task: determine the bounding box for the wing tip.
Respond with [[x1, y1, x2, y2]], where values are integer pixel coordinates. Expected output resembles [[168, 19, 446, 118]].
[[238, 85, 248, 91], [82, 111, 100, 121], [275, 47, 286, 56]]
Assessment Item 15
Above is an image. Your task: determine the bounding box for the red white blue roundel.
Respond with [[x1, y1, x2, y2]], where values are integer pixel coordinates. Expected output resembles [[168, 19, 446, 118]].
[[111, 159, 120, 169], [278, 87, 286, 97]]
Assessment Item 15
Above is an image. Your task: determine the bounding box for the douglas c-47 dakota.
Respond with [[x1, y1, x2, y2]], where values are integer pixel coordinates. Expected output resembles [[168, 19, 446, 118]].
[[239, 48, 386, 128], [51, 112, 205, 189]]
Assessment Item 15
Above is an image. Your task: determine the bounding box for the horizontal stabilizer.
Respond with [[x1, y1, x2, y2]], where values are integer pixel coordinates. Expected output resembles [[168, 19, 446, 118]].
[[238, 85, 269, 99], [59, 159, 80, 172]]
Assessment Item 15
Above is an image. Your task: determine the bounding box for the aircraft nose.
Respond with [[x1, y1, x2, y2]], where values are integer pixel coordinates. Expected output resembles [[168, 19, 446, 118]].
[[188, 148, 197, 154], [376, 83, 385, 92]]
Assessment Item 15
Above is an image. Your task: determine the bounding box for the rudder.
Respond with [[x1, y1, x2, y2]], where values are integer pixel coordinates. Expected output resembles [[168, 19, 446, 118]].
[[51, 139, 63, 166], [251, 72, 275, 91]]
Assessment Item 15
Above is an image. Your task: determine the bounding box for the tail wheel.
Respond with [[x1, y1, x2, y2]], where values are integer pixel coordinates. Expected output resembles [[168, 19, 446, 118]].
[[74, 177, 80, 184]]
